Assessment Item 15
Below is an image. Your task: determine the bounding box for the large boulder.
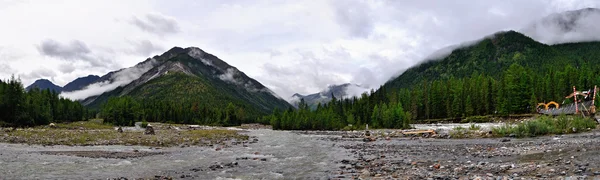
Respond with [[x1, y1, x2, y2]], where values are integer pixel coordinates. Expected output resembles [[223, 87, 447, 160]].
[[144, 125, 155, 135]]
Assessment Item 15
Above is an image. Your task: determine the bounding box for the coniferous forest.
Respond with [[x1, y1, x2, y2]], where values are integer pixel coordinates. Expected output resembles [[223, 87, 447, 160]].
[[266, 31, 600, 130], [100, 96, 248, 126], [0, 76, 90, 127]]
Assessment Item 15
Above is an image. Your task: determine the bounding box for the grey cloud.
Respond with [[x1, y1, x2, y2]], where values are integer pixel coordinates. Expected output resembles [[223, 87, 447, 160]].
[[258, 48, 361, 100], [0, 63, 15, 75], [58, 63, 76, 73], [38, 39, 91, 60], [331, 0, 373, 38], [21, 68, 56, 80], [37, 39, 119, 69], [520, 8, 600, 44], [131, 13, 180, 36], [130, 40, 164, 56], [351, 67, 376, 88]]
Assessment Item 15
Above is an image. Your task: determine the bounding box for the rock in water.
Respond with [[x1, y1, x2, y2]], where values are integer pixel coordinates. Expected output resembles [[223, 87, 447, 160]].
[[145, 125, 155, 135], [117, 127, 124, 133]]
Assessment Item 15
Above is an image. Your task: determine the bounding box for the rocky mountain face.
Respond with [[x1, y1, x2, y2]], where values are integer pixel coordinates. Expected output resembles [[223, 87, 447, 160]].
[[76, 47, 292, 117]]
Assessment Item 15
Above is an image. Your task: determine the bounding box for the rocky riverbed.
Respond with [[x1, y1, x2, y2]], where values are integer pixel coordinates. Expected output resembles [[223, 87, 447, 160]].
[[2, 124, 600, 179], [322, 129, 600, 179]]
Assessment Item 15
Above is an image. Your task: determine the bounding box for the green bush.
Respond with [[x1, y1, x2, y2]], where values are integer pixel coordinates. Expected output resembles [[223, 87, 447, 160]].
[[492, 115, 598, 138], [491, 124, 514, 137], [450, 126, 469, 138], [468, 124, 481, 130], [461, 116, 491, 123], [141, 121, 148, 128], [453, 126, 466, 131]]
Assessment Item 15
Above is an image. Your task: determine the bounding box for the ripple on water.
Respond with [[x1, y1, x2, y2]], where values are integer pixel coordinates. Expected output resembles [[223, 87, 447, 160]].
[[215, 177, 242, 180], [113, 160, 132, 166], [269, 171, 284, 178]]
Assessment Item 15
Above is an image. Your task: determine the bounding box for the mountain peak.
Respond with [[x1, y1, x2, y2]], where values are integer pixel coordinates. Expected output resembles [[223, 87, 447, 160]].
[[33, 79, 52, 83], [77, 45, 292, 116], [62, 75, 101, 92], [291, 83, 368, 108], [26, 79, 62, 92]]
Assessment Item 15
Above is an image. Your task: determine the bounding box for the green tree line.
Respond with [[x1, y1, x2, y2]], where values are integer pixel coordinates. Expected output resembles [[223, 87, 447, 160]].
[[261, 93, 412, 130], [265, 61, 600, 130], [100, 96, 248, 126], [0, 76, 90, 127]]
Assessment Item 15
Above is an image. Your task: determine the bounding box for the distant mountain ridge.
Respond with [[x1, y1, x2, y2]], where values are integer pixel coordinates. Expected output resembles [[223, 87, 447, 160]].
[[62, 75, 100, 92], [25, 79, 62, 92], [291, 83, 366, 108], [71, 46, 292, 118]]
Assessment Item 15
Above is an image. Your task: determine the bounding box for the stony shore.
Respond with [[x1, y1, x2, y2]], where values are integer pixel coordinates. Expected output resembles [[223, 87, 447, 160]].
[[310, 129, 600, 179]]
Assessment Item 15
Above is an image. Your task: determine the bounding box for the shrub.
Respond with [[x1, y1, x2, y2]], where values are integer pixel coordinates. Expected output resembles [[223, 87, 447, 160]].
[[461, 116, 491, 123], [450, 126, 469, 138], [492, 115, 598, 138], [492, 124, 513, 137], [468, 124, 481, 131], [141, 121, 149, 128]]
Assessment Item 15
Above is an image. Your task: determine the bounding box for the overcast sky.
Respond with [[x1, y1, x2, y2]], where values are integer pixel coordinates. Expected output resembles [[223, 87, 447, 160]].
[[1, 0, 599, 99]]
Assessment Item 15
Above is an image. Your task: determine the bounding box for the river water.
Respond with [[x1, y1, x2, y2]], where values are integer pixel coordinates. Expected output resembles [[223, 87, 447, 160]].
[[0, 129, 350, 179]]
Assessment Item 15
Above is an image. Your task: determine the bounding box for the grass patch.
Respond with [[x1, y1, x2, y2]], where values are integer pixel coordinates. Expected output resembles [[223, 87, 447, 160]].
[[491, 115, 597, 138], [461, 116, 492, 123], [468, 124, 481, 131], [54, 119, 114, 130], [449, 125, 488, 138], [141, 121, 149, 128], [1, 121, 249, 147]]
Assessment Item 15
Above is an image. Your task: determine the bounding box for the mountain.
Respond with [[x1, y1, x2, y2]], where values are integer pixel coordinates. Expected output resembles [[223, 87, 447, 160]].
[[384, 30, 595, 90], [378, 29, 600, 120], [62, 75, 100, 92], [81, 47, 292, 117], [267, 8, 600, 130], [291, 83, 366, 108], [387, 8, 600, 90], [25, 79, 62, 92]]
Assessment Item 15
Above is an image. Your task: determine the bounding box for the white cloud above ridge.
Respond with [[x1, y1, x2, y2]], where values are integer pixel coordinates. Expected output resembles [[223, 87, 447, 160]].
[[0, 0, 599, 101]]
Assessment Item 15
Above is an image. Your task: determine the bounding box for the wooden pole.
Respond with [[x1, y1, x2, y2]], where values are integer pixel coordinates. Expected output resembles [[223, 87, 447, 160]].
[[574, 86, 578, 114], [593, 85, 597, 114]]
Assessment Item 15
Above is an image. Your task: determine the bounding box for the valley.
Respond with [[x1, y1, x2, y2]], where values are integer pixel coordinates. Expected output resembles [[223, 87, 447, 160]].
[[1, 122, 600, 179], [3, 5, 600, 180]]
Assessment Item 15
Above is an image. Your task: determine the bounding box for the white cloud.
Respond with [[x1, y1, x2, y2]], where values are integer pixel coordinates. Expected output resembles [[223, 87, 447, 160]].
[[60, 59, 158, 100], [0, 0, 599, 100], [130, 13, 180, 36], [520, 8, 600, 44]]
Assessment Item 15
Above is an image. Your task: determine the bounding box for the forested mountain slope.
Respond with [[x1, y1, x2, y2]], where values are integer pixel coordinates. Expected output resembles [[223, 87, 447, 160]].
[[380, 30, 600, 120], [85, 47, 292, 123], [267, 30, 600, 130]]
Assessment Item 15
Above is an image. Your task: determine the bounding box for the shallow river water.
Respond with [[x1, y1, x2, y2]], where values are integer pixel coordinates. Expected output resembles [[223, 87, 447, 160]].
[[0, 129, 351, 179]]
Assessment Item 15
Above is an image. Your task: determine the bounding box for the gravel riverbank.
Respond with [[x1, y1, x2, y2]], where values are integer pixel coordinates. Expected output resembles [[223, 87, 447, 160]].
[[318, 130, 600, 179]]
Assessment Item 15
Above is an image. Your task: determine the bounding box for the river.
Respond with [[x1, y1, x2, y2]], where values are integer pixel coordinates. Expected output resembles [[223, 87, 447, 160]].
[[0, 129, 350, 179]]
